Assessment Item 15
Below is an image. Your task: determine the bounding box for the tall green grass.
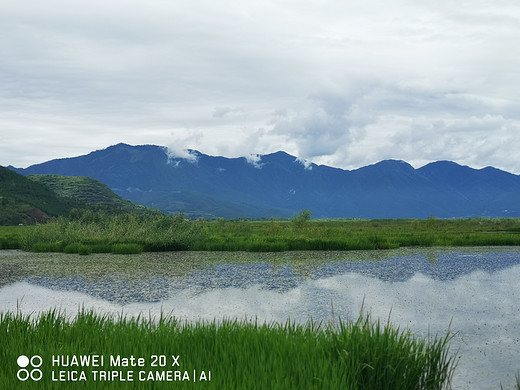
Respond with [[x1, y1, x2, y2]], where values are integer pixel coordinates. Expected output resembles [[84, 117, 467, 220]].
[[192, 217, 520, 252], [0, 232, 20, 249], [4, 216, 520, 253], [15, 213, 203, 254], [0, 310, 458, 389], [333, 315, 456, 389]]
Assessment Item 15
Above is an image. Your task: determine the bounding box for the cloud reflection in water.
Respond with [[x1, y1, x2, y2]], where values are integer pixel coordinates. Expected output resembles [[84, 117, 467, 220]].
[[1, 248, 519, 389]]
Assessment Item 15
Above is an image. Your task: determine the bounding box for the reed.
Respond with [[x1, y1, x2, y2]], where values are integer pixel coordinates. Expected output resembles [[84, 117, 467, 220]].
[[0, 309, 458, 389], [4, 216, 520, 253], [15, 213, 203, 254], [110, 243, 143, 254], [192, 218, 520, 252]]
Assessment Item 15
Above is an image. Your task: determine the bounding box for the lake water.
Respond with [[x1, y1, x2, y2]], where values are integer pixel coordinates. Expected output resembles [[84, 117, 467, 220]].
[[1, 247, 519, 389]]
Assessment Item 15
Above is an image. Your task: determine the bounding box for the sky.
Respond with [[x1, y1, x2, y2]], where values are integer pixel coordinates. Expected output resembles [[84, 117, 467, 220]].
[[1, 0, 520, 173]]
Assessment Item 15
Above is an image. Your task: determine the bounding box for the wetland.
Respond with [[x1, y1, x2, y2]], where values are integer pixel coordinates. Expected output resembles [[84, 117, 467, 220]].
[[1, 247, 520, 389]]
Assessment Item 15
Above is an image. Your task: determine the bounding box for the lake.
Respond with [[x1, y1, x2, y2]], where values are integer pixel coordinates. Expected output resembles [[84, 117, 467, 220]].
[[1, 247, 519, 389]]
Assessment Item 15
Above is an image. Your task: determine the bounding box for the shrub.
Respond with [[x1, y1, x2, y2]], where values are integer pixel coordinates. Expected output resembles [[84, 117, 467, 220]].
[[77, 244, 92, 255], [291, 209, 312, 228], [111, 243, 143, 254]]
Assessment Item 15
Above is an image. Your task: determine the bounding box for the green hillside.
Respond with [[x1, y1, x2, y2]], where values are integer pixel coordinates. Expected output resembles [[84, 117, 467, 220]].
[[0, 168, 159, 225], [28, 174, 155, 215], [0, 166, 82, 225]]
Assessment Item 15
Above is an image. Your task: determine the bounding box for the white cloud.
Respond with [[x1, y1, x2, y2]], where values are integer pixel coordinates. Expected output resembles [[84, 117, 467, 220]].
[[1, 0, 519, 173], [295, 157, 313, 170], [164, 130, 204, 164], [244, 154, 263, 169], [164, 148, 199, 165]]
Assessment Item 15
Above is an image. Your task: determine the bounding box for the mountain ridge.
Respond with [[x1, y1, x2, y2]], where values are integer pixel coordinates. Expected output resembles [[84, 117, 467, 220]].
[[10, 143, 520, 219]]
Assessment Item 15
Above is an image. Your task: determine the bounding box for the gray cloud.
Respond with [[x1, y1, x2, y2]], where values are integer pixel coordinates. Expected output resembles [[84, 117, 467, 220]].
[[266, 80, 520, 172], [271, 95, 354, 158], [1, 0, 519, 173], [213, 107, 245, 118]]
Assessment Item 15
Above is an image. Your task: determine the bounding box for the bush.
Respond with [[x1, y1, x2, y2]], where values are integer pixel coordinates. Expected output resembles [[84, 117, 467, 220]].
[[111, 243, 143, 254], [78, 244, 92, 255], [291, 209, 312, 228], [30, 242, 64, 252]]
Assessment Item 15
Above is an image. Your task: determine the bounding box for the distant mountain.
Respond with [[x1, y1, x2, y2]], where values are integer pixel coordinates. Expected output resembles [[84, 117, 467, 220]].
[[11, 143, 520, 219]]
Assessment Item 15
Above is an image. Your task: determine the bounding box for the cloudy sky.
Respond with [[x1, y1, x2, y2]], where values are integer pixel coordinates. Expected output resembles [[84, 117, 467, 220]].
[[1, 0, 520, 173]]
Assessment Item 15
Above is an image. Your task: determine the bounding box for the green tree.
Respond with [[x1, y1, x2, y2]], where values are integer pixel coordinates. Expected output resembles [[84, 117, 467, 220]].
[[291, 209, 312, 228]]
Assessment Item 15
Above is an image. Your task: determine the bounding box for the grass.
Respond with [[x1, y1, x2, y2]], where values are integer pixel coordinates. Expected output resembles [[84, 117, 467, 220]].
[[2, 216, 520, 254], [191, 217, 520, 252], [110, 243, 143, 254], [0, 309, 458, 389], [1, 213, 203, 254]]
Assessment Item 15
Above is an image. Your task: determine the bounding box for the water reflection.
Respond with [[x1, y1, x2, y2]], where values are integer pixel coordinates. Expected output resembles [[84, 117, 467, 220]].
[[1, 247, 520, 389], [1, 248, 519, 304]]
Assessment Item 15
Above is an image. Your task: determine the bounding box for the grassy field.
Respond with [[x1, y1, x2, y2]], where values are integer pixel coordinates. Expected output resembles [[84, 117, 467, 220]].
[[0, 310, 457, 389], [193, 217, 520, 251], [0, 213, 203, 254], [2, 215, 520, 253]]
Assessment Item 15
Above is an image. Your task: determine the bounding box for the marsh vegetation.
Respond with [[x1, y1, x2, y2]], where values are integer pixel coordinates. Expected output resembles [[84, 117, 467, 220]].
[[1, 213, 520, 254], [194, 216, 520, 251]]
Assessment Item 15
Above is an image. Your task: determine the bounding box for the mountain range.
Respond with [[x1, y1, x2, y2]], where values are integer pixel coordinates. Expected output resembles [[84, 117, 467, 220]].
[[10, 143, 520, 219]]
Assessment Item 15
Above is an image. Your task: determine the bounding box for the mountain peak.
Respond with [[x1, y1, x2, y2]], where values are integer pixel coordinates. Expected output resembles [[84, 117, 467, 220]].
[[376, 159, 414, 169], [418, 160, 473, 179], [420, 160, 464, 169], [356, 159, 415, 174], [261, 151, 296, 161]]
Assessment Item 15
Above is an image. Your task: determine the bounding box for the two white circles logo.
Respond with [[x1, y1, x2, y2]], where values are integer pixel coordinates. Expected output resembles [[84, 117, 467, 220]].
[[17, 355, 43, 381]]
